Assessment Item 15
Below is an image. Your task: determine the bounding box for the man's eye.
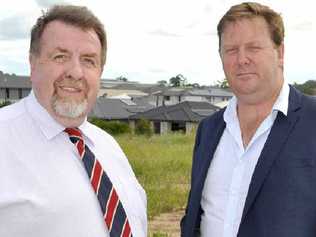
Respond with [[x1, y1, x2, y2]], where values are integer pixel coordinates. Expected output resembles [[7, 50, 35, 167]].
[[82, 58, 97, 67], [248, 46, 261, 52], [225, 48, 237, 54], [53, 54, 67, 62]]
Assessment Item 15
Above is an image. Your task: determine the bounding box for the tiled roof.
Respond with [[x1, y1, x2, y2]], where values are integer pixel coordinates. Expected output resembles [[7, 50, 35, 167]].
[[155, 87, 233, 97], [129, 101, 220, 122], [89, 97, 154, 120], [0, 73, 31, 89]]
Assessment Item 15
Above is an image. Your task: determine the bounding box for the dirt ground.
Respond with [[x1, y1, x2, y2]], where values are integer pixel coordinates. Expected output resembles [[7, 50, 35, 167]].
[[149, 209, 184, 237]]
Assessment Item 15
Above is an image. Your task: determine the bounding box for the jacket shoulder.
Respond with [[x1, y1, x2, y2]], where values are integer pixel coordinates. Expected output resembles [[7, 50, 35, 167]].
[[199, 108, 225, 130]]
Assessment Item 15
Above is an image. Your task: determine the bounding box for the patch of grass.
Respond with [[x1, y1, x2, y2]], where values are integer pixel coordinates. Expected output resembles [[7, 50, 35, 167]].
[[151, 232, 169, 237], [115, 132, 194, 219]]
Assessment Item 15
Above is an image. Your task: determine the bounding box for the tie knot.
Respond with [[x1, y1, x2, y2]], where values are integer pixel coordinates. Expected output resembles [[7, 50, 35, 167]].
[[65, 127, 85, 157], [65, 127, 82, 137], [64, 127, 83, 143]]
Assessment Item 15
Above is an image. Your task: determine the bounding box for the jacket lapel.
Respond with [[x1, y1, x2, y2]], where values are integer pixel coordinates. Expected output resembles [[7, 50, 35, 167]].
[[188, 111, 226, 233], [196, 117, 226, 186], [241, 86, 302, 222]]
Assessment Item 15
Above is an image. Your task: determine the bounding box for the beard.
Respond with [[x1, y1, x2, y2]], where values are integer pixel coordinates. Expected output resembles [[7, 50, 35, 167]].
[[51, 79, 89, 119], [52, 94, 88, 119]]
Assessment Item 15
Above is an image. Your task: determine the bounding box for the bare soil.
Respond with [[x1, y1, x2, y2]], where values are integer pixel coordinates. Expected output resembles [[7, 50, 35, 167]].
[[149, 209, 184, 237]]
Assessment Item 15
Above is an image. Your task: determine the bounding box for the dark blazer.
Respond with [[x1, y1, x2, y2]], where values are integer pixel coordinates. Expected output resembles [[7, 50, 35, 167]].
[[181, 86, 316, 237]]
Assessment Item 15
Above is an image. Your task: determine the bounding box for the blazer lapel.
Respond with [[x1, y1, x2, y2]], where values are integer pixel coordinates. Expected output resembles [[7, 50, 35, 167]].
[[197, 117, 226, 185], [189, 111, 226, 230], [241, 86, 302, 223]]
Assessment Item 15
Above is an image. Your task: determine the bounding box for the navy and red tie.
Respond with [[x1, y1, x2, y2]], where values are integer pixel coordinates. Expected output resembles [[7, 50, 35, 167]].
[[65, 128, 132, 237]]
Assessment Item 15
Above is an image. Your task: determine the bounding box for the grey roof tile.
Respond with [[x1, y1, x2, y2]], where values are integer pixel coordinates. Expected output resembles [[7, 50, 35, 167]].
[[130, 101, 220, 122], [0, 73, 31, 88]]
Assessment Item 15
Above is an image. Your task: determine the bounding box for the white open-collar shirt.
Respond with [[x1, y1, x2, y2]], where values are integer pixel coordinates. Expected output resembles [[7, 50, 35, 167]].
[[0, 91, 147, 237], [200, 82, 289, 237]]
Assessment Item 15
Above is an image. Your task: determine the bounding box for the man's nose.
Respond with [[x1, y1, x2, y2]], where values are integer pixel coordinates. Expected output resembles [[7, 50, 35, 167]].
[[65, 58, 84, 80], [236, 48, 250, 66]]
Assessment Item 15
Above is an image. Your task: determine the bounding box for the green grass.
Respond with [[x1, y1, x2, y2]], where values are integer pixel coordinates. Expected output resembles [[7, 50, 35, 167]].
[[115, 132, 194, 219], [152, 232, 169, 237]]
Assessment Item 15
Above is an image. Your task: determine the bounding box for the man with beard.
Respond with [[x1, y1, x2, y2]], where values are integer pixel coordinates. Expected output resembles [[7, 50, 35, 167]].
[[0, 5, 147, 237]]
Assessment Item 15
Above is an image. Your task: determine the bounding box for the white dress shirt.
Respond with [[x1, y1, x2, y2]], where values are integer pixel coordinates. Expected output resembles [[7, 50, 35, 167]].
[[0, 91, 147, 237], [200, 82, 289, 237]]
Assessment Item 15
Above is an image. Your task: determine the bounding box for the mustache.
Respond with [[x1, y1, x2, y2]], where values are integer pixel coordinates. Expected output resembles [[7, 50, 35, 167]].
[[54, 79, 87, 90]]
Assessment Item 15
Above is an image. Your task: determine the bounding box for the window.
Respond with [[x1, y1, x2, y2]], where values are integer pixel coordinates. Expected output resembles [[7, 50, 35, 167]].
[[5, 88, 9, 99], [164, 96, 170, 101], [171, 122, 185, 132], [18, 89, 22, 99]]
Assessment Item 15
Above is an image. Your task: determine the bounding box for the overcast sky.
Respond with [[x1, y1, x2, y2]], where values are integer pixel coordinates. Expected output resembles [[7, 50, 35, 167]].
[[0, 0, 315, 86]]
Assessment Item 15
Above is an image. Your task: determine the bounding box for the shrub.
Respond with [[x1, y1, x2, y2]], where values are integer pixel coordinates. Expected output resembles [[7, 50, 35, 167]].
[[89, 118, 130, 135], [0, 101, 11, 108], [135, 118, 153, 136]]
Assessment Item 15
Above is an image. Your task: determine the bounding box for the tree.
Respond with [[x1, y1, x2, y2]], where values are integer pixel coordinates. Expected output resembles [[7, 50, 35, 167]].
[[169, 76, 180, 87], [292, 80, 316, 95], [157, 80, 168, 86], [216, 78, 229, 89], [135, 118, 153, 137], [169, 74, 187, 87], [186, 83, 200, 88], [116, 76, 128, 82], [0, 101, 11, 108]]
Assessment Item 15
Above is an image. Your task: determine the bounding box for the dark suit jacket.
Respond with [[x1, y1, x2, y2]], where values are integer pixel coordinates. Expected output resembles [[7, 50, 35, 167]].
[[181, 86, 316, 237]]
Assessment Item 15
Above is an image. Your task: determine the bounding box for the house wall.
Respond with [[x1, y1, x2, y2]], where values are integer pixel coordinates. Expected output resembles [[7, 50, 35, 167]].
[[9, 89, 19, 100], [156, 95, 163, 106], [182, 95, 207, 102], [156, 95, 182, 106], [208, 96, 231, 104], [160, 121, 170, 134], [150, 121, 154, 133], [0, 88, 31, 102], [185, 122, 197, 134], [0, 89, 5, 101], [22, 89, 31, 98], [160, 95, 181, 106], [129, 119, 198, 135], [169, 95, 181, 104], [147, 95, 157, 106], [129, 120, 155, 134], [129, 120, 135, 134], [156, 94, 232, 106]]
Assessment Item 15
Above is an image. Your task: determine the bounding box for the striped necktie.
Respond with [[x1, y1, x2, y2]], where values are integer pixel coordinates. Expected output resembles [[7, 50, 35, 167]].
[[65, 128, 132, 237]]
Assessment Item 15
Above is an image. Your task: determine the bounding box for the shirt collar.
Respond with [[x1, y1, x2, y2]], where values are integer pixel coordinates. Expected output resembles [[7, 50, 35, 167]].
[[26, 90, 94, 145], [26, 91, 64, 140], [224, 81, 290, 124], [78, 120, 96, 146], [224, 96, 238, 125], [271, 81, 289, 116]]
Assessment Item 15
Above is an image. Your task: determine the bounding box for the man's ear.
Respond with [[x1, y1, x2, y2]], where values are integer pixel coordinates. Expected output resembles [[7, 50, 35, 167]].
[[29, 53, 37, 80], [29, 54, 35, 71], [277, 43, 284, 68]]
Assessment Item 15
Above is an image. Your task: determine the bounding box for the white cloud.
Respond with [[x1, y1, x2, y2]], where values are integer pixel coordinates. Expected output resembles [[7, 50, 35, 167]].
[[35, 0, 70, 8], [0, 0, 315, 85], [0, 14, 35, 40]]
